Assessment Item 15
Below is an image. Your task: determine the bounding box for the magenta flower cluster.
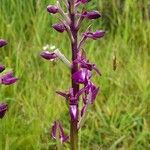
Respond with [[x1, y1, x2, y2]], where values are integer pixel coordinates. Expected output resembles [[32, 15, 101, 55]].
[[0, 39, 18, 119], [40, 0, 105, 149]]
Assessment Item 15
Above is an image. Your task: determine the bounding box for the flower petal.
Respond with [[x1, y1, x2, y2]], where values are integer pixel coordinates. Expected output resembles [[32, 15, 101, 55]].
[[59, 123, 69, 142], [51, 121, 57, 140], [72, 69, 91, 84], [51, 121, 69, 143]]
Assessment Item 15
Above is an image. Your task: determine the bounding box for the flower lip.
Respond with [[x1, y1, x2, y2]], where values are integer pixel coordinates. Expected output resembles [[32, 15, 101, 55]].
[[0, 39, 7, 48], [47, 5, 59, 14], [0, 103, 8, 119]]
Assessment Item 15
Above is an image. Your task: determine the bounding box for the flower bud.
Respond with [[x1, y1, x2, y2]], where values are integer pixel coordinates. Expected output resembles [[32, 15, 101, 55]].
[[0, 103, 8, 119], [0, 71, 18, 85], [85, 11, 101, 19], [47, 5, 58, 14], [0, 65, 5, 73], [40, 50, 58, 61], [77, 0, 89, 4], [0, 39, 7, 48], [83, 30, 105, 40], [52, 23, 66, 33]]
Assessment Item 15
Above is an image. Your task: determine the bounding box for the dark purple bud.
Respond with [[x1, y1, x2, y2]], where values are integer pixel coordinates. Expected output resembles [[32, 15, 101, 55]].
[[0, 103, 8, 119], [83, 11, 101, 20], [70, 105, 78, 120], [0, 65, 5, 73], [52, 23, 66, 33], [47, 5, 59, 14], [40, 50, 58, 61], [51, 121, 69, 143], [72, 68, 92, 84], [77, 0, 89, 4], [0, 39, 7, 48], [83, 30, 105, 40], [0, 71, 18, 85]]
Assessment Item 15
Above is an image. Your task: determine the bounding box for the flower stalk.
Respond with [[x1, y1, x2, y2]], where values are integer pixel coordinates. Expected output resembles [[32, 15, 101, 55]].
[[68, 1, 79, 149]]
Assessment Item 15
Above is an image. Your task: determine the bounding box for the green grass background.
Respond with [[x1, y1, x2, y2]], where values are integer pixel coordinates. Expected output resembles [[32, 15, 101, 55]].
[[0, 0, 150, 149]]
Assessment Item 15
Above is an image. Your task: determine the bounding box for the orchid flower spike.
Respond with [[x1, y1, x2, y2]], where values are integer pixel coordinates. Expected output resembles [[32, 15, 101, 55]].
[[40, 0, 105, 148]]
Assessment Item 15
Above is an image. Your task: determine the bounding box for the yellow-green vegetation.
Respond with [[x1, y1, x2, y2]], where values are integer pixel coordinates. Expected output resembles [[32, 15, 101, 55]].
[[0, 0, 150, 149]]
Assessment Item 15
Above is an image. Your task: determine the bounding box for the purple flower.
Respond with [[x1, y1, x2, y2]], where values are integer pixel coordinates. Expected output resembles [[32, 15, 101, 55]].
[[72, 68, 92, 84], [52, 23, 66, 33], [0, 39, 7, 48], [40, 50, 58, 61], [0, 103, 8, 119], [74, 54, 102, 75], [56, 88, 78, 104], [0, 71, 18, 85], [47, 5, 59, 14], [0, 65, 5, 73], [83, 30, 105, 40], [82, 11, 101, 20], [51, 121, 69, 143], [40, 0, 105, 147]]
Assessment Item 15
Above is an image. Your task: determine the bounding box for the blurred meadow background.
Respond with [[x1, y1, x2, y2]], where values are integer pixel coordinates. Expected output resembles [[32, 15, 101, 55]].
[[0, 0, 150, 149]]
